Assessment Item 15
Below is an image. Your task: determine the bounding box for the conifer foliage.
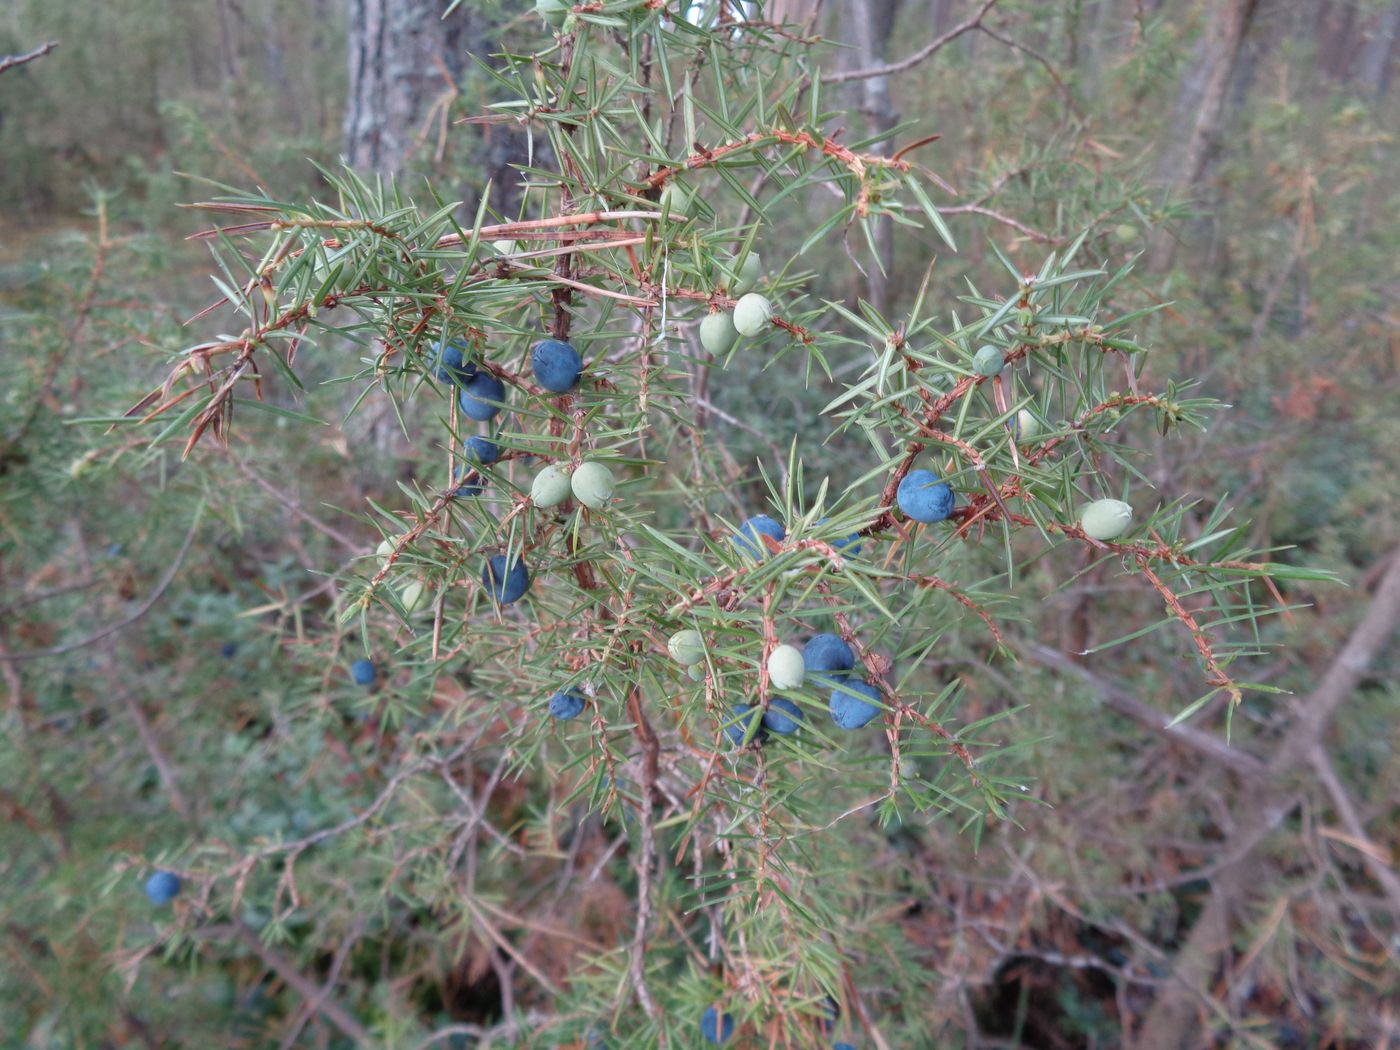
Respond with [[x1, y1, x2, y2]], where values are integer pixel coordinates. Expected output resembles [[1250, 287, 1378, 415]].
[[130, 2, 1309, 1043]]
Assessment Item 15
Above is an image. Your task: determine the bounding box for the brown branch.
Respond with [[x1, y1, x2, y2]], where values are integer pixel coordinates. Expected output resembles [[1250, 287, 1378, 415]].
[[0, 41, 58, 75], [196, 924, 372, 1045], [1136, 547, 1400, 1048], [0, 512, 201, 662], [821, 0, 1000, 84]]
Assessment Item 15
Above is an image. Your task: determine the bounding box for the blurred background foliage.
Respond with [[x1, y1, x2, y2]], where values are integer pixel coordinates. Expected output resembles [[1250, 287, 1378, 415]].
[[2, 0, 1397, 1046]]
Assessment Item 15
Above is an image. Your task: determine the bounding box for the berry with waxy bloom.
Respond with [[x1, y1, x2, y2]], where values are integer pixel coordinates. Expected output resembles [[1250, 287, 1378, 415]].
[[804, 634, 854, 682], [458, 372, 506, 421], [973, 344, 1004, 377], [531, 464, 572, 507], [830, 679, 882, 729], [145, 870, 181, 905], [701, 1006, 734, 1044], [668, 629, 705, 666], [430, 339, 477, 386], [732, 292, 773, 336], [530, 339, 583, 393], [548, 688, 586, 720], [1080, 498, 1133, 540], [733, 514, 785, 559], [481, 554, 530, 604], [700, 311, 739, 355], [762, 696, 804, 735], [897, 469, 954, 523], [767, 644, 805, 690], [724, 704, 762, 746], [571, 461, 615, 509]]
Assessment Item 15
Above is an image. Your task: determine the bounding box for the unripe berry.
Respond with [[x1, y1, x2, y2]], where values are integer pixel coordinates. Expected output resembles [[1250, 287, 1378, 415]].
[[701, 1006, 734, 1044], [481, 554, 531, 604], [1079, 498, 1133, 540], [733, 514, 785, 559], [668, 629, 705, 666], [804, 633, 854, 681], [536, 0, 568, 27], [530, 339, 582, 393], [660, 182, 691, 217], [376, 537, 397, 565], [687, 662, 707, 682], [972, 344, 1004, 377], [728, 252, 761, 296], [398, 580, 427, 614], [1114, 223, 1139, 243], [548, 688, 586, 720], [1014, 408, 1040, 442], [458, 372, 506, 421], [732, 292, 774, 337], [350, 658, 377, 686], [733, 292, 778, 337], [699, 311, 738, 355], [570, 461, 614, 509], [144, 870, 181, 905], [896, 469, 954, 523], [766, 644, 805, 690], [762, 696, 804, 735], [830, 679, 882, 729], [531, 464, 573, 507]]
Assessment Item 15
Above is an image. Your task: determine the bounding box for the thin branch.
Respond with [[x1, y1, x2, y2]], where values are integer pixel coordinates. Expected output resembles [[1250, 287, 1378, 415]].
[[821, 0, 999, 85], [0, 41, 58, 76], [0, 511, 202, 662], [196, 924, 371, 1045]]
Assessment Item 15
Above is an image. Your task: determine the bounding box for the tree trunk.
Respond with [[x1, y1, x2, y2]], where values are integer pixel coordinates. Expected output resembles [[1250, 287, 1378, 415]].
[[344, 0, 452, 176], [1357, 0, 1400, 96], [1147, 0, 1261, 272], [838, 0, 902, 317]]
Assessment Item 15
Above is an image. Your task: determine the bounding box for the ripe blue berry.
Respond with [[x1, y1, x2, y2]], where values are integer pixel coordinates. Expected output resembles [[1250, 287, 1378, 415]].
[[896, 469, 954, 523], [733, 514, 785, 559], [452, 466, 484, 498], [724, 704, 763, 746], [762, 696, 804, 735], [145, 870, 181, 905], [834, 1044, 857, 1050], [818, 517, 863, 557], [463, 435, 500, 465], [530, 339, 583, 393], [481, 554, 531, 604], [819, 995, 840, 1032], [350, 658, 377, 686], [431, 339, 477, 386], [830, 679, 882, 729], [701, 1006, 734, 1044], [220, 642, 237, 659], [548, 688, 586, 720], [458, 373, 506, 421], [804, 634, 854, 681]]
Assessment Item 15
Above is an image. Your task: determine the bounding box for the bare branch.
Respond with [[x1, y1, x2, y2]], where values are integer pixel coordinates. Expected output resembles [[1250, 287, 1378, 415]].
[[821, 0, 999, 85], [0, 41, 58, 76]]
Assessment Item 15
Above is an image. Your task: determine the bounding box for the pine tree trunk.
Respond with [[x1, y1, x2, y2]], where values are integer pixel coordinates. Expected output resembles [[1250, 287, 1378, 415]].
[[1147, 0, 1261, 272], [838, 0, 903, 317], [344, 0, 449, 176]]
